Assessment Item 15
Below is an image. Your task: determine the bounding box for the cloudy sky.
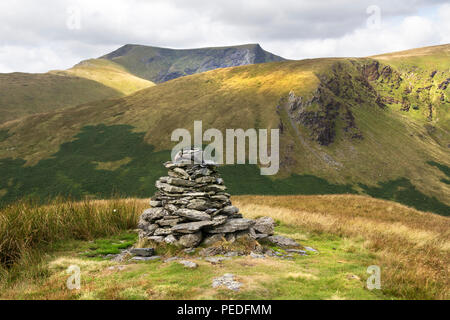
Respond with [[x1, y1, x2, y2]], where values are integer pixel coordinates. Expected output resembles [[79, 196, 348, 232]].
[[0, 0, 449, 73]]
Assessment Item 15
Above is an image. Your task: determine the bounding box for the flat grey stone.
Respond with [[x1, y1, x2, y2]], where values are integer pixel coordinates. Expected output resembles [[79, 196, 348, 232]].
[[129, 248, 155, 257], [146, 236, 165, 243], [212, 273, 241, 291], [131, 256, 161, 261], [166, 177, 196, 187], [206, 218, 254, 233], [171, 221, 215, 234], [186, 199, 210, 211], [175, 208, 211, 221], [224, 251, 239, 257], [164, 256, 180, 262], [249, 252, 265, 259], [155, 181, 186, 193], [205, 257, 231, 264], [154, 228, 172, 236], [156, 218, 181, 227], [266, 235, 300, 247], [286, 249, 307, 255], [304, 246, 318, 252], [178, 260, 198, 268]]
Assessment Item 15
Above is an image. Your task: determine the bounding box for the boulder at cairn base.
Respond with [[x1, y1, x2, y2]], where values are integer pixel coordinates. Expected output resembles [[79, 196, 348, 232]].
[[137, 149, 278, 248]]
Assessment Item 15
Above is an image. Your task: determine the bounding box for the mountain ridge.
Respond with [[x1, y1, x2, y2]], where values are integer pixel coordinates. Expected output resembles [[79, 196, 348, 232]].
[[0, 43, 284, 123], [99, 43, 285, 83], [0, 44, 448, 214]]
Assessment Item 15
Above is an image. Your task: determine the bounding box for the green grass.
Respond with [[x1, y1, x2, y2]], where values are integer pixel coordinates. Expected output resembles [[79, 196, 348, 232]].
[[1, 195, 447, 299], [0, 47, 448, 213], [0, 227, 388, 300], [0, 123, 448, 215], [62, 58, 154, 95], [0, 198, 141, 270], [0, 72, 122, 124]]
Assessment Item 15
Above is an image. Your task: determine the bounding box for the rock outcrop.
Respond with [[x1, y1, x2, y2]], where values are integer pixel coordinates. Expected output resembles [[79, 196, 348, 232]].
[[137, 149, 274, 248]]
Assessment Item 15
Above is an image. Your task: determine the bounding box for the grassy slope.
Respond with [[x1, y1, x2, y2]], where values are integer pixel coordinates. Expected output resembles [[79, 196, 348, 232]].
[[0, 45, 448, 212], [0, 43, 282, 124], [101, 43, 285, 83], [0, 195, 447, 300], [58, 58, 154, 95], [0, 59, 154, 124], [0, 72, 122, 124]]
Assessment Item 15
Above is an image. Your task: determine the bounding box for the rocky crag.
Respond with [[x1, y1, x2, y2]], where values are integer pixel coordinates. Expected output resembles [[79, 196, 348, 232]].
[[137, 149, 276, 248]]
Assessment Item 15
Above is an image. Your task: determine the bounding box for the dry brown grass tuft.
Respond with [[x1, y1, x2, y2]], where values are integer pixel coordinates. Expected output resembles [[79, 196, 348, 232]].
[[0, 198, 145, 272], [233, 194, 450, 300]]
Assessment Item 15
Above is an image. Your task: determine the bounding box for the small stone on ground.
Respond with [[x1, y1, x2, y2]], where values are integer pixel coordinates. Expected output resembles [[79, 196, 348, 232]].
[[212, 273, 242, 291], [178, 260, 198, 268]]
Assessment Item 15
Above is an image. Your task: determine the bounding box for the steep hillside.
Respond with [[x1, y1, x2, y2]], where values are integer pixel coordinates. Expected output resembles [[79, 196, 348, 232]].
[[56, 58, 155, 95], [0, 63, 154, 124], [0, 45, 448, 214], [0, 72, 123, 124], [0, 43, 282, 123], [100, 43, 285, 83]]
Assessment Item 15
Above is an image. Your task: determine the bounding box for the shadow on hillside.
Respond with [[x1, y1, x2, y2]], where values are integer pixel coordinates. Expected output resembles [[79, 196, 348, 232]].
[[359, 178, 449, 216], [0, 124, 448, 215], [427, 161, 450, 185]]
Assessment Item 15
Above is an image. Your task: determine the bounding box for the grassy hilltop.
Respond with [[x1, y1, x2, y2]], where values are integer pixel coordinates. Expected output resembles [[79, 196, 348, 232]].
[[0, 195, 448, 300], [0, 44, 282, 124], [0, 44, 448, 214]]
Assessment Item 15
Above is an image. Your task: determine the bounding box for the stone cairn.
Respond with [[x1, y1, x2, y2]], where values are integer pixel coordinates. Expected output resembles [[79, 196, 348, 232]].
[[137, 149, 274, 248]]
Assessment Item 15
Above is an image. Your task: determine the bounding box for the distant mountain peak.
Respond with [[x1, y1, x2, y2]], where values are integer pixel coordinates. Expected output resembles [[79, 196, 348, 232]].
[[100, 43, 285, 83]]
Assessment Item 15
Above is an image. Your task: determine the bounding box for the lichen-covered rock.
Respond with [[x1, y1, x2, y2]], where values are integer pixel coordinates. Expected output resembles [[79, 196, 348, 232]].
[[171, 221, 215, 234], [265, 235, 300, 247], [206, 218, 254, 234], [202, 234, 225, 246], [221, 205, 239, 215], [141, 208, 169, 222], [175, 208, 211, 221], [178, 232, 202, 248], [253, 216, 275, 235]]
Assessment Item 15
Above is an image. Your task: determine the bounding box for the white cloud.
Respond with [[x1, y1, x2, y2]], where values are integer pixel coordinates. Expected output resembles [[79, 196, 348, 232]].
[[0, 0, 448, 72]]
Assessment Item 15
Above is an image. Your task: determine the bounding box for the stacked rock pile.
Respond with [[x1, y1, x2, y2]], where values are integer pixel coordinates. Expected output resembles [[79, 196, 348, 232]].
[[137, 149, 274, 248]]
